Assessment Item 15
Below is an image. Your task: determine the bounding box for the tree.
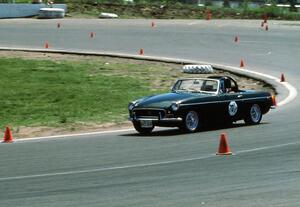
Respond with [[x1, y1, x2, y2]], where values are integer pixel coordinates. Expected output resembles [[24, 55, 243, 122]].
[[288, 0, 297, 12], [205, 0, 212, 6], [223, 0, 230, 8]]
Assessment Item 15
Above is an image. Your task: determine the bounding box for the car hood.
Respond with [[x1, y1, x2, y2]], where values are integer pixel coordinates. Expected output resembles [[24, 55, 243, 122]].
[[135, 92, 210, 109]]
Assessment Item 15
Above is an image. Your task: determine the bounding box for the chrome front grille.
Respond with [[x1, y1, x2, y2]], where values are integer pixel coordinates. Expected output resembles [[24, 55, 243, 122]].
[[129, 108, 182, 122], [133, 109, 166, 119]]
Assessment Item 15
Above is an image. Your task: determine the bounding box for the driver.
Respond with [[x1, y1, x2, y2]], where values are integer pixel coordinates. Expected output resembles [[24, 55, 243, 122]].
[[220, 79, 235, 93]]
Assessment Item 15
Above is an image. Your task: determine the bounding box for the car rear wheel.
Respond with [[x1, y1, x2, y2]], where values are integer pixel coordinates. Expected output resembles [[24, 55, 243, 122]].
[[244, 104, 262, 125], [133, 121, 154, 134], [180, 111, 200, 133]]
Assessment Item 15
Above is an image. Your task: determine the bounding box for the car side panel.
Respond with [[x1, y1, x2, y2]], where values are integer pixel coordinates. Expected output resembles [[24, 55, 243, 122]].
[[223, 92, 245, 121], [179, 95, 229, 125]]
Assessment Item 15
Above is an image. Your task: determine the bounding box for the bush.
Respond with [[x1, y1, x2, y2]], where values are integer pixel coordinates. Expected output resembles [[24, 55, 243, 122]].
[[223, 0, 230, 8], [174, 2, 183, 8], [283, 11, 300, 20], [262, 4, 282, 18], [204, 0, 212, 7]]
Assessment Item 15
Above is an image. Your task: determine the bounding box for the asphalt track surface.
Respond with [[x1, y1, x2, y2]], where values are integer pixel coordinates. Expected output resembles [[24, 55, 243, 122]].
[[0, 19, 300, 207]]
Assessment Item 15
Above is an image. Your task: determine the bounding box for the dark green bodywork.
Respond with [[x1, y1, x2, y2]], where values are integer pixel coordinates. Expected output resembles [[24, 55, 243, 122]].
[[134, 90, 271, 110], [129, 77, 273, 128]]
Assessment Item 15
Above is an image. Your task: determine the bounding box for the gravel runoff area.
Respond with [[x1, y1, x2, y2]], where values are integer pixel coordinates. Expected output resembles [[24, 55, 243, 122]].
[[0, 50, 275, 138]]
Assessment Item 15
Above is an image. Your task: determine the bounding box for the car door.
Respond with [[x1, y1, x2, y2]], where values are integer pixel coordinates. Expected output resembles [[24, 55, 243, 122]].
[[223, 92, 244, 120], [220, 78, 244, 121]]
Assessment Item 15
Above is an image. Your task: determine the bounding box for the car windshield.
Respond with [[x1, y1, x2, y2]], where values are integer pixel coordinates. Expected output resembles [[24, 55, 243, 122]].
[[173, 79, 218, 93]]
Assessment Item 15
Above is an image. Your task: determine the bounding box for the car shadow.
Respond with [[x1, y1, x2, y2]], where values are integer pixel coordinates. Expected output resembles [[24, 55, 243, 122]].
[[120, 122, 270, 137]]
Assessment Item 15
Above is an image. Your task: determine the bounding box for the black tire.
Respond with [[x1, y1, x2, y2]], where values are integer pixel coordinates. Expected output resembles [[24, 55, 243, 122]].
[[244, 104, 262, 125], [179, 111, 200, 133], [133, 121, 154, 134]]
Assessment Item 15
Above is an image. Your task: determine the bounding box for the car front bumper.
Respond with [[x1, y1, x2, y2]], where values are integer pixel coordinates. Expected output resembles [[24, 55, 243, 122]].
[[128, 116, 182, 122]]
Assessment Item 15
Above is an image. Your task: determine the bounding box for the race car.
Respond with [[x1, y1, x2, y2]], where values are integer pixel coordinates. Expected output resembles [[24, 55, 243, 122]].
[[128, 76, 275, 134]]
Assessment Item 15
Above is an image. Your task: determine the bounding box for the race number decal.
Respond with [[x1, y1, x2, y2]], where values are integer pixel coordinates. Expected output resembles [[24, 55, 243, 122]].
[[228, 101, 238, 116]]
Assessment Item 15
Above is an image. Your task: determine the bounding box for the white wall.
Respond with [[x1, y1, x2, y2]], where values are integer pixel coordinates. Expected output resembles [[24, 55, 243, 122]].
[[0, 4, 67, 18]]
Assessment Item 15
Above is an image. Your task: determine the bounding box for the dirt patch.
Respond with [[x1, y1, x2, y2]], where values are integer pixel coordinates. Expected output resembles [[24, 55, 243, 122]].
[[10, 122, 132, 139], [66, 3, 300, 20], [0, 50, 275, 139]]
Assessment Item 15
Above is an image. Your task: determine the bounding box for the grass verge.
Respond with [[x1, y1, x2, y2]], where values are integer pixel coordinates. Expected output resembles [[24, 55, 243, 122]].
[[0, 56, 169, 129]]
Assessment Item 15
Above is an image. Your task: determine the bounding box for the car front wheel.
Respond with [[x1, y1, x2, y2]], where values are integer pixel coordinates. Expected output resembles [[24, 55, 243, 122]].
[[133, 121, 154, 134], [180, 111, 200, 133], [244, 104, 262, 125]]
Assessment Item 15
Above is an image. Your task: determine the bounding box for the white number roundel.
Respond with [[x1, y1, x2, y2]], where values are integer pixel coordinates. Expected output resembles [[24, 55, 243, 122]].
[[228, 101, 238, 116]]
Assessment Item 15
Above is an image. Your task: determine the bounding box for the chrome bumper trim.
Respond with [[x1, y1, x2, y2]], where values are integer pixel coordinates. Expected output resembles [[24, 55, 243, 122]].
[[128, 117, 182, 122]]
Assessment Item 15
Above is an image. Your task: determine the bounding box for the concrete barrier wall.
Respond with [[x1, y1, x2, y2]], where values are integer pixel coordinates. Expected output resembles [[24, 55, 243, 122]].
[[0, 4, 67, 18]]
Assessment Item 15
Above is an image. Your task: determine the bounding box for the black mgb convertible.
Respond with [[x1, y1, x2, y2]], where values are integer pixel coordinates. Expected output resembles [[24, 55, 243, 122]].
[[128, 76, 275, 134]]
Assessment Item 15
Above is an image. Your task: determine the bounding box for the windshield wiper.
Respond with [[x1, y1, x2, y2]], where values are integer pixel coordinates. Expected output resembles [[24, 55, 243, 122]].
[[199, 91, 216, 94], [175, 89, 188, 92]]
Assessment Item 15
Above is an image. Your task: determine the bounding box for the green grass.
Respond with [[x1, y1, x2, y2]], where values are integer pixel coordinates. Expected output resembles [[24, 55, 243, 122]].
[[0, 57, 173, 128], [12, 0, 32, 3]]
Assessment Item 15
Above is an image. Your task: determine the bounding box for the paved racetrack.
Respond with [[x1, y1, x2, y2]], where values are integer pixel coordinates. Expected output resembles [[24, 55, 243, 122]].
[[0, 19, 300, 207]]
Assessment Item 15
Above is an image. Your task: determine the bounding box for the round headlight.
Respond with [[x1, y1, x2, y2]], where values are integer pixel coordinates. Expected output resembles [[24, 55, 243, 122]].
[[171, 103, 180, 111], [128, 103, 135, 111]]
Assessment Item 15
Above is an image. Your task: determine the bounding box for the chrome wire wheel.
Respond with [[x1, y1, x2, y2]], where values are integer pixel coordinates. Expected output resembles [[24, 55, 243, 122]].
[[185, 111, 199, 132], [250, 104, 262, 123], [245, 104, 262, 125]]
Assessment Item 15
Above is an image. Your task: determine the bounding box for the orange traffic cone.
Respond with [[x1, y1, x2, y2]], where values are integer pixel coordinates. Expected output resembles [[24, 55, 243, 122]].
[[151, 21, 155, 27], [263, 14, 268, 23], [265, 25, 269, 31], [234, 36, 239, 43], [206, 12, 212, 20], [280, 73, 285, 82], [206, 9, 212, 20], [240, 59, 245, 68], [44, 41, 49, 49], [216, 133, 232, 155], [264, 17, 268, 24], [139, 48, 144, 55], [272, 95, 277, 107], [2, 127, 13, 143], [90, 32, 95, 38]]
